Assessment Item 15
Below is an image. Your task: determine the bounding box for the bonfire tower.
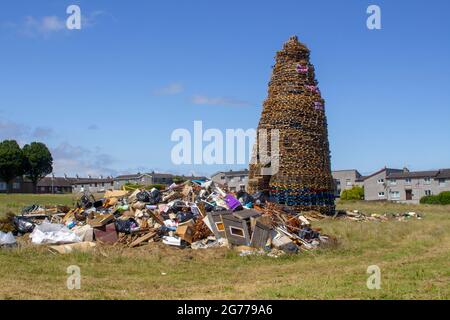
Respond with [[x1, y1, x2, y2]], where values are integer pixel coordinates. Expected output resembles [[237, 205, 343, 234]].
[[248, 36, 335, 215]]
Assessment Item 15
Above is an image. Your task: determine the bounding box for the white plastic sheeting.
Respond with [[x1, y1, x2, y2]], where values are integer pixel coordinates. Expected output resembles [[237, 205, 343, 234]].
[[0, 231, 17, 245], [30, 220, 81, 245]]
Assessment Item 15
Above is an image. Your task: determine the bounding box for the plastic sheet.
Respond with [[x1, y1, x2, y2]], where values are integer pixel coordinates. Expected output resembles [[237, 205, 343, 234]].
[[30, 221, 81, 244], [0, 231, 16, 245]]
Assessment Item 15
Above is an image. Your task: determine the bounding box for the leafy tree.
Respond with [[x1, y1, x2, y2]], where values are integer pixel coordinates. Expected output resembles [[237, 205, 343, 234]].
[[0, 140, 25, 193], [340, 186, 364, 201], [23, 142, 53, 193]]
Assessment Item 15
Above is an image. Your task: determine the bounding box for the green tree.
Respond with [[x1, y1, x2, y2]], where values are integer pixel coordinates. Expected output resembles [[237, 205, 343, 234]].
[[23, 142, 53, 193], [0, 140, 25, 193]]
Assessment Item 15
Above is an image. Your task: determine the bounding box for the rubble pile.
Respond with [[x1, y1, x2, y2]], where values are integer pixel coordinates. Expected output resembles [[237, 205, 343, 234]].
[[335, 210, 423, 222], [0, 180, 332, 255]]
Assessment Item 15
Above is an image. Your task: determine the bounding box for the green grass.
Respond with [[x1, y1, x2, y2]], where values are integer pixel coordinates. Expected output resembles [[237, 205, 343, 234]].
[[0, 194, 76, 216], [0, 195, 449, 299]]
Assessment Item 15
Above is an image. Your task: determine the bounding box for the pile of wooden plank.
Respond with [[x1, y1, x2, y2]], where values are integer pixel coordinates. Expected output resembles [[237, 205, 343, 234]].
[[248, 36, 335, 215]]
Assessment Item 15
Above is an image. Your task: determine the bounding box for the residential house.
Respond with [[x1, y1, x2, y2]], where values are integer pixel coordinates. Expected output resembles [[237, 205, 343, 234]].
[[363, 168, 404, 201], [72, 177, 115, 194], [211, 169, 249, 192], [37, 177, 76, 194], [385, 169, 450, 203], [0, 176, 33, 194], [113, 172, 174, 190], [332, 170, 365, 197]]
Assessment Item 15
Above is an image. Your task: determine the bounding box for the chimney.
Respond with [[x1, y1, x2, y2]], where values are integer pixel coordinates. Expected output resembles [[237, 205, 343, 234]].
[[88, 175, 92, 179], [76, 174, 79, 179], [403, 167, 410, 173]]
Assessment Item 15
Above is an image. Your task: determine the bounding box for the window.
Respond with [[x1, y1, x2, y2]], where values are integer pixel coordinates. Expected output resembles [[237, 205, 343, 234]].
[[110, 182, 114, 186], [220, 176, 225, 180], [377, 179, 385, 184], [390, 191, 400, 199], [389, 179, 397, 185], [346, 179, 352, 186], [405, 178, 412, 184], [229, 227, 245, 238], [240, 185, 246, 191], [439, 179, 446, 187], [240, 176, 246, 181], [424, 177, 431, 184], [12, 182, 20, 190], [378, 192, 385, 197], [0, 182, 7, 191], [215, 222, 225, 232], [425, 190, 432, 196]]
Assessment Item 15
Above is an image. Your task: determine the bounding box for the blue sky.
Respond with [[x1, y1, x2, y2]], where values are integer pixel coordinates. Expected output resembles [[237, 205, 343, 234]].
[[1, 0, 449, 177]]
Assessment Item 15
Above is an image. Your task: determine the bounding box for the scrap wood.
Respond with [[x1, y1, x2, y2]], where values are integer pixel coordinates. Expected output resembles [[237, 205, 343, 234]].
[[129, 231, 157, 248], [192, 218, 213, 242]]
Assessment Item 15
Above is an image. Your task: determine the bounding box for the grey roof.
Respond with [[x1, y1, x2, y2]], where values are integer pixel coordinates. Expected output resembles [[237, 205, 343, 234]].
[[363, 168, 403, 181], [38, 177, 77, 187], [435, 169, 450, 179], [212, 170, 249, 177], [115, 173, 174, 180], [115, 173, 148, 180], [71, 178, 114, 185], [387, 171, 438, 179]]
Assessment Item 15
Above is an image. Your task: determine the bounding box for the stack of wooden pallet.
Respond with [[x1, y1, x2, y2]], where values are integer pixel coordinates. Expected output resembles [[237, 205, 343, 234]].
[[248, 36, 335, 215]]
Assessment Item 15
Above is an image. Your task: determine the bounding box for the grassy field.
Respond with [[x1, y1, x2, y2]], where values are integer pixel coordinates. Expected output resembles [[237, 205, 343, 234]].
[[0, 194, 449, 300]]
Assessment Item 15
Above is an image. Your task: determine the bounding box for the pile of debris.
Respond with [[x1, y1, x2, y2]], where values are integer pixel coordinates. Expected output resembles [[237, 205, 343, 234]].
[[333, 210, 424, 222], [0, 180, 333, 255]]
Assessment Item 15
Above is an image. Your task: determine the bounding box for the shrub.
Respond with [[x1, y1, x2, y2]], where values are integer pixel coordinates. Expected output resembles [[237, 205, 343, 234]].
[[340, 186, 364, 200], [420, 192, 450, 205], [419, 195, 440, 204], [438, 191, 450, 205]]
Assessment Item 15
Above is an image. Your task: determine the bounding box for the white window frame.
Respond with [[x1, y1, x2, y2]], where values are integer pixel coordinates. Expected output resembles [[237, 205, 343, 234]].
[[0, 182, 7, 191], [377, 179, 385, 184], [12, 182, 20, 190], [390, 191, 400, 199], [425, 190, 432, 196], [439, 179, 446, 187], [378, 192, 385, 197], [405, 178, 412, 184], [229, 226, 245, 238], [424, 177, 432, 184], [389, 179, 397, 185]]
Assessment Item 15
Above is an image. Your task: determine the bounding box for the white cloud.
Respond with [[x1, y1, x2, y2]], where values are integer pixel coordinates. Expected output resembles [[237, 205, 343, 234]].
[[0, 118, 53, 140], [191, 95, 251, 107], [153, 83, 184, 96], [5, 10, 113, 38], [21, 16, 66, 37], [51, 142, 118, 177]]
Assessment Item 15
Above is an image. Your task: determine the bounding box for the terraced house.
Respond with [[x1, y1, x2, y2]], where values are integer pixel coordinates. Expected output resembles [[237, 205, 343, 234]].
[[364, 168, 450, 203]]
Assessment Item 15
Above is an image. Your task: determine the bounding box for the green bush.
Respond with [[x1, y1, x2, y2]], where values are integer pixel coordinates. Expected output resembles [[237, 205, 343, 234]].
[[438, 191, 450, 205], [420, 191, 450, 205], [419, 195, 440, 204], [340, 186, 364, 200]]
